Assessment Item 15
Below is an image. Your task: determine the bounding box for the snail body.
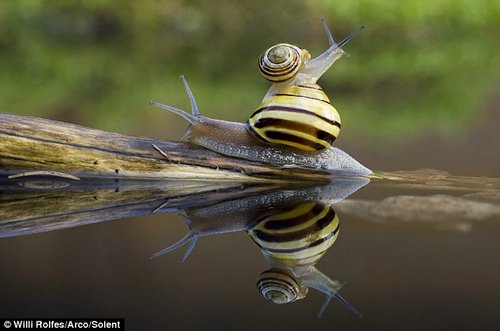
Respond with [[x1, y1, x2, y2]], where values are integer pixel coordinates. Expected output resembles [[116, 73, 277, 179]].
[[151, 20, 370, 174]]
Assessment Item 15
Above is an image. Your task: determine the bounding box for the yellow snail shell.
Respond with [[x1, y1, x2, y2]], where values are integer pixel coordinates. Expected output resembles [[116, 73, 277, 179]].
[[246, 82, 341, 151]]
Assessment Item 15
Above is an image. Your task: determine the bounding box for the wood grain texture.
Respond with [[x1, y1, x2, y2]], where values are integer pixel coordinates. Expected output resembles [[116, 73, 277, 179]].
[[0, 113, 333, 182]]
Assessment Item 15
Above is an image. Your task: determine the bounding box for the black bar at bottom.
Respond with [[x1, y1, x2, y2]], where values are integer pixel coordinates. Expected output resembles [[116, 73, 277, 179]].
[[0, 319, 124, 330]]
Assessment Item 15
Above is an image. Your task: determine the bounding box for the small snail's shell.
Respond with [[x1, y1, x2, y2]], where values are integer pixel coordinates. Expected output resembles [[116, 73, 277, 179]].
[[247, 201, 340, 266], [257, 268, 308, 304], [246, 83, 341, 151], [258, 43, 310, 83]]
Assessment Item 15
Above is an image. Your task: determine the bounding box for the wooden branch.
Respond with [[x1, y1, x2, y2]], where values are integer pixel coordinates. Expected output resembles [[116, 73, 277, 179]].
[[1, 112, 335, 182]]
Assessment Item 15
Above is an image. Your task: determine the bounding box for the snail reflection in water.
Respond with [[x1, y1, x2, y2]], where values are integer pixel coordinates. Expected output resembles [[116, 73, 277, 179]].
[[249, 201, 361, 316], [152, 180, 368, 316], [150, 19, 370, 174]]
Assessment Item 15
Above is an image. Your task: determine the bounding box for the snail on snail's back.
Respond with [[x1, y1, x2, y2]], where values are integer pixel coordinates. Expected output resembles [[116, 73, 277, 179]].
[[151, 19, 370, 175]]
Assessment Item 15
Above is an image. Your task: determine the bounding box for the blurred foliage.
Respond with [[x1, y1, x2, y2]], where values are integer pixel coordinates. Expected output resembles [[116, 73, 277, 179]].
[[0, 0, 499, 142]]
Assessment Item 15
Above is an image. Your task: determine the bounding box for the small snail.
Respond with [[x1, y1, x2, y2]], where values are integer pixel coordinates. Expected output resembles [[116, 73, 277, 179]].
[[151, 19, 370, 174], [249, 43, 340, 151]]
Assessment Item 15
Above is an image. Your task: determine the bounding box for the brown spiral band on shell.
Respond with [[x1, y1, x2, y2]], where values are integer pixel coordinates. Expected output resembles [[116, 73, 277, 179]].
[[259, 43, 303, 82], [257, 269, 304, 304], [247, 83, 341, 151]]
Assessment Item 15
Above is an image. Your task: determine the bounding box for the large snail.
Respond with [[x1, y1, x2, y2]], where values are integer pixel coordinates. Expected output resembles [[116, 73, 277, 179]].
[[151, 19, 371, 175]]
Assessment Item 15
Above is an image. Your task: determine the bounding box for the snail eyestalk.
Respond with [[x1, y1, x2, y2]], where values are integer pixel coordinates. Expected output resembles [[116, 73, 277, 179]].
[[180, 75, 201, 118], [302, 267, 363, 317], [150, 75, 200, 124], [337, 24, 367, 48], [320, 17, 335, 47], [302, 20, 366, 82], [149, 100, 196, 125], [151, 230, 199, 262]]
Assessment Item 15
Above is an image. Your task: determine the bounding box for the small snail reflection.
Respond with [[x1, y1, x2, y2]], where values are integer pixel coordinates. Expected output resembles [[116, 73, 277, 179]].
[[153, 200, 361, 317], [249, 201, 361, 317]]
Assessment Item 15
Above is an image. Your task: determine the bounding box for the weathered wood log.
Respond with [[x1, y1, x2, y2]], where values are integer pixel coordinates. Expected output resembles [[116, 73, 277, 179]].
[[0, 113, 368, 182]]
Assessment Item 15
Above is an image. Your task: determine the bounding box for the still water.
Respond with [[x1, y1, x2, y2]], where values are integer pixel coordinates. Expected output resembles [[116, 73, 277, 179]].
[[1, 169, 499, 331]]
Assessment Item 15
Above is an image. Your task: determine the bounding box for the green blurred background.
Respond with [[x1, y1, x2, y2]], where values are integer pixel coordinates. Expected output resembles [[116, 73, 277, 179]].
[[1, 0, 499, 173]]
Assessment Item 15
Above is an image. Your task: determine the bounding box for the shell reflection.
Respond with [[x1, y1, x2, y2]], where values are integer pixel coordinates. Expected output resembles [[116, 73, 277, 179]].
[[248, 201, 339, 266], [257, 268, 308, 304], [247, 200, 360, 316], [153, 179, 369, 316]]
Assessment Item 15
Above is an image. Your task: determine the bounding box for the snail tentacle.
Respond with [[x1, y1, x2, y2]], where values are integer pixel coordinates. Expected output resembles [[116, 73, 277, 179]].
[[151, 229, 199, 261], [302, 23, 366, 82], [150, 100, 196, 125], [180, 75, 201, 118], [317, 290, 362, 318], [320, 17, 335, 47], [326, 290, 363, 318], [150, 76, 201, 124], [302, 266, 362, 317], [179, 235, 198, 262], [337, 24, 368, 48], [318, 295, 332, 318]]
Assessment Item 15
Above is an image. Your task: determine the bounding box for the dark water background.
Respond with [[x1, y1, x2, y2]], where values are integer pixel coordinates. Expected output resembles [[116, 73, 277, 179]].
[[1, 1, 500, 330]]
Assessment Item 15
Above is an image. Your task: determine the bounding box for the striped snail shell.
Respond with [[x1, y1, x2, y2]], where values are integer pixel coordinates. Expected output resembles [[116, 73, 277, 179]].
[[257, 268, 308, 304], [258, 43, 310, 83], [247, 201, 340, 266], [246, 82, 341, 151]]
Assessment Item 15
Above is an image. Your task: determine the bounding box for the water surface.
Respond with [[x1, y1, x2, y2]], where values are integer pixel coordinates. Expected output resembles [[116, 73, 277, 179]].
[[1, 170, 499, 330]]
